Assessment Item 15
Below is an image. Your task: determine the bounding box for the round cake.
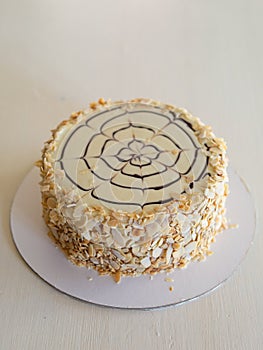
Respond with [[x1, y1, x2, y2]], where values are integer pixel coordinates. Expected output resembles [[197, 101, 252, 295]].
[[38, 98, 228, 282]]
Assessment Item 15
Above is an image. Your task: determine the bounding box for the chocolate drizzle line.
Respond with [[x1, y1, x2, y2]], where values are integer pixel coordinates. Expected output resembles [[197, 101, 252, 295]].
[[57, 104, 210, 209]]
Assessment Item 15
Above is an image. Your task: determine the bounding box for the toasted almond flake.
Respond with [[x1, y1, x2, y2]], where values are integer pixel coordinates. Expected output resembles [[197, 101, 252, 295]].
[[112, 249, 125, 260], [46, 197, 56, 209], [90, 257, 99, 264], [41, 185, 50, 192], [165, 245, 173, 264], [132, 246, 140, 256], [112, 228, 125, 247], [172, 249, 182, 259], [140, 257, 151, 268], [201, 219, 208, 228], [145, 221, 161, 234], [151, 237, 160, 247], [133, 222, 144, 229], [35, 160, 42, 167], [82, 231, 91, 240], [206, 250, 213, 256], [98, 97, 106, 105], [205, 188, 215, 199], [152, 247, 162, 259], [113, 270, 121, 283], [88, 245, 95, 257], [123, 253, 132, 263], [228, 223, 239, 229], [89, 102, 97, 109], [164, 277, 174, 283], [73, 205, 84, 218], [103, 224, 111, 234], [132, 228, 144, 237], [158, 238, 164, 247], [77, 216, 89, 229], [108, 219, 118, 227], [66, 203, 76, 208], [172, 242, 181, 250], [178, 263, 186, 269], [109, 260, 120, 270], [177, 212, 187, 224], [185, 241, 197, 253]]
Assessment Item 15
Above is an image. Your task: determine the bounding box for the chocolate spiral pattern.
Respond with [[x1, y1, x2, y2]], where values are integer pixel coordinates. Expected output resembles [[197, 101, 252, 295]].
[[56, 103, 209, 211]]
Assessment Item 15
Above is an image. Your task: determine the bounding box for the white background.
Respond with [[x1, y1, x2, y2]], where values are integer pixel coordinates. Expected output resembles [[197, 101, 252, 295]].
[[0, 0, 262, 349]]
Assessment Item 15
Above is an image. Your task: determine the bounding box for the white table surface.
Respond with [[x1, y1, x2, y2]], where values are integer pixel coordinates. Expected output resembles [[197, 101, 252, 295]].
[[0, 1, 262, 349]]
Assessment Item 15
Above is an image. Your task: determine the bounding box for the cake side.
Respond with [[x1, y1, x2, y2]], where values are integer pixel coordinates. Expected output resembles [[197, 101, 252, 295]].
[[37, 98, 228, 282]]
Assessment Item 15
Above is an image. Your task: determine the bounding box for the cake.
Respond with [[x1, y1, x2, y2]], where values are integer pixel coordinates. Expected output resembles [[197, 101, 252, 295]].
[[38, 98, 228, 282]]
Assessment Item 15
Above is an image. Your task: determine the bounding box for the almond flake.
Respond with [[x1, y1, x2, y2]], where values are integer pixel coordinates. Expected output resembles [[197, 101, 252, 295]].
[[112, 228, 125, 247], [205, 188, 215, 199], [113, 271, 121, 283], [164, 277, 174, 283], [140, 257, 151, 268], [185, 241, 197, 253], [152, 247, 162, 258], [166, 245, 173, 264]]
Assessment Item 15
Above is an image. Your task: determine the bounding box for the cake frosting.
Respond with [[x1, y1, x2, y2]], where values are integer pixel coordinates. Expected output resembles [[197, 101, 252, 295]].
[[38, 98, 228, 282]]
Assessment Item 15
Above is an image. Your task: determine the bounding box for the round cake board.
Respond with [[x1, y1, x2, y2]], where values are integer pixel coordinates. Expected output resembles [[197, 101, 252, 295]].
[[10, 167, 255, 310]]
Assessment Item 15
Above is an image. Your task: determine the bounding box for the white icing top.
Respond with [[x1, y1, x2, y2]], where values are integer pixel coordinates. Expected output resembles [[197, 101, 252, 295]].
[[52, 102, 209, 212]]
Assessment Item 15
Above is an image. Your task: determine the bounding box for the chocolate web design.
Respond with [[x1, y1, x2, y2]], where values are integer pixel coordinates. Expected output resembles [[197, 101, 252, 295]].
[[57, 105, 209, 209]]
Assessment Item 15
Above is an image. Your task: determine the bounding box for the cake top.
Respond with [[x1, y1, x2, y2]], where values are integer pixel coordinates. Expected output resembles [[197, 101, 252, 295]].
[[41, 98, 227, 216]]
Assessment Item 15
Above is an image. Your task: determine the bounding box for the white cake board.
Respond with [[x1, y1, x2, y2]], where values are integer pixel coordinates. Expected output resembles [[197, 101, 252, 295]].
[[10, 167, 255, 310]]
